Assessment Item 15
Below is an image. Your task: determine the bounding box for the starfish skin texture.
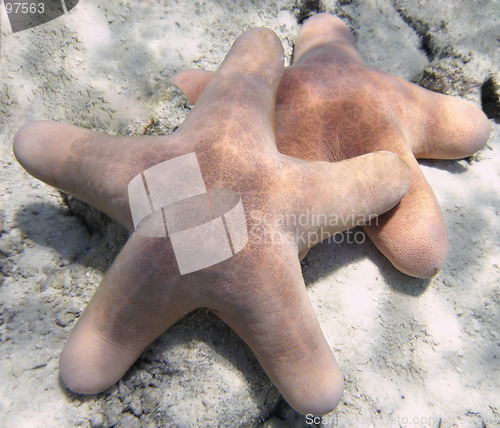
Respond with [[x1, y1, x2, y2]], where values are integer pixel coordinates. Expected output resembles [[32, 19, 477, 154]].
[[13, 28, 411, 415], [171, 14, 491, 278]]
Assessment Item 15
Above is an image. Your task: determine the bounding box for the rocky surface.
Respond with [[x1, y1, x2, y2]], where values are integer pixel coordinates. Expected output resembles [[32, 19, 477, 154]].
[[0, 0, 499, 427]]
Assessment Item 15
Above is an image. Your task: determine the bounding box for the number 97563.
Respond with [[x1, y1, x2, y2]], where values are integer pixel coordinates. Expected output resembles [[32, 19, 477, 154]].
[[5, 2, 45, 14]]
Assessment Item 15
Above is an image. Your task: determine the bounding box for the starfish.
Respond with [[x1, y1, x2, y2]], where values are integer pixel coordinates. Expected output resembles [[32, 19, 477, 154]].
[[13, 28, 411, 415], [171, 14, 491, 278]]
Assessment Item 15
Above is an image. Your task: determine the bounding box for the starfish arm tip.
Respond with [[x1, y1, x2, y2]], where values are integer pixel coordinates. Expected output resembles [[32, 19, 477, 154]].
[[393, 246, 448, 278], [294, 13, 359, 65], [286, 374, 344, 416], [59, 347, 112, 395], [468, 103, 492, 153], [13, 120, 90, 187], [448, 98, 492, 158], [366, 190, 449, 279], [421, 97, 492, 159], [13, 120, 52, 174], [169, 68, 214, 105]]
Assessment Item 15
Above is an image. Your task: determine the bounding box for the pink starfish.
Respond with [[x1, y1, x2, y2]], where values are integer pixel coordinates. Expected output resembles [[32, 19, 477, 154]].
[[13, 28, 411, 414]]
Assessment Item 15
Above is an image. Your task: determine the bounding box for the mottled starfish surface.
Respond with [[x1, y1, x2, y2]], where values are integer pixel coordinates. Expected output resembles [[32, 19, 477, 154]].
[[13, 28, 411, 414], [172, 14, 491, 278]]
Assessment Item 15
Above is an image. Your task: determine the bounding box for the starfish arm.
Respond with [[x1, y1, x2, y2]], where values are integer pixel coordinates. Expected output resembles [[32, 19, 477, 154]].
[[290, 151, 411, 251], [291, 13, 491, 160], [276, 13, 488, 277], [209, 241, 344, 415], [176, 28, 284, 154], [363, 153, 448, 278], [59, 233, 198, 393], [170, 68, 215, 105], [293, 14, 363, 65], [410, 85, 491, 159], [12, 121, 172, 229]]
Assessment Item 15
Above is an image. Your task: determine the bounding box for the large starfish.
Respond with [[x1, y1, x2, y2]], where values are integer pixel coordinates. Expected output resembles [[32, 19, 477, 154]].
[[172, 14, 491, 278], [13, 28, 411, 415]]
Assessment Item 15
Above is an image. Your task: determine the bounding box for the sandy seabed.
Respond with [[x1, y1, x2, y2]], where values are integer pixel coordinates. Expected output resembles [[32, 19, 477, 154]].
[[0, 1, 499, 427]]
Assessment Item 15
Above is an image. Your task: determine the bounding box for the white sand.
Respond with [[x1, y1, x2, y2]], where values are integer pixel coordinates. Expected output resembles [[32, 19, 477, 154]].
[[0, 1, 498, 427]]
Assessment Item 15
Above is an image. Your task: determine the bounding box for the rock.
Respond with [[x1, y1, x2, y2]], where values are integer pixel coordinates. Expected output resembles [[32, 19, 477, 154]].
[[140, 391, 156, 415], [102, 396, 125, 427], [118, 380, 133, 402], [55, 307, 80, 327], [127, 392, 143, 417], [481, 76, 500, 123], [258, 400, 306, 428], [260, 418, 290, 428], [0, 228, 24, 257], [117, 413, 140, 428], [394, 0, 500, 107], [418, 48, 494, 107], [89, 411, 108, 428]]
